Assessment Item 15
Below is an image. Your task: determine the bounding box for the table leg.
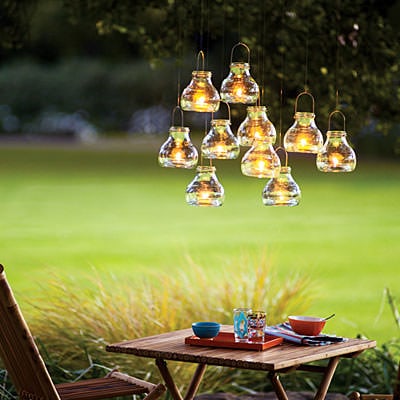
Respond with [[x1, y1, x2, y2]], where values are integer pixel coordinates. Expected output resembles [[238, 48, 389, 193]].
[[155, 358, 207, 400], [184, 364, 207, 400], [268, 372, 289, 400], [156, 358, 183, 400], [314, 356, 340, 400], [269, 356, 341, 400]]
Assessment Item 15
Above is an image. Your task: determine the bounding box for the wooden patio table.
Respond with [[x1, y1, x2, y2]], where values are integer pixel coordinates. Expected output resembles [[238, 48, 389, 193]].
[[106, 325, 376, 400]]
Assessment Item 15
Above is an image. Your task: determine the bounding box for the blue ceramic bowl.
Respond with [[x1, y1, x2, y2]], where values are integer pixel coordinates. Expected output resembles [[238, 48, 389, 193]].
[[192, 322, 220, 339]]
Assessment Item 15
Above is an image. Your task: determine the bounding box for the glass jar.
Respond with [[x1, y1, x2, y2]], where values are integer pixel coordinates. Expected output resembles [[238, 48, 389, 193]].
[[317, 131, 356, 172], [241, 138, 281, 178], [284, 111, 323, 153], [202, 119, 240, 160], [262, 166, 301, 206], [181, 71, 220, 112], [220, 62, 259, 104], [158, 126, 198, 169], [185, 166, 225, 207], [237, 106, 276, 146]]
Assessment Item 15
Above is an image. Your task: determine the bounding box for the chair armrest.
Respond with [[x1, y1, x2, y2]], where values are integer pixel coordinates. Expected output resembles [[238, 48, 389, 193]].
[[107, 371, 166, 400]]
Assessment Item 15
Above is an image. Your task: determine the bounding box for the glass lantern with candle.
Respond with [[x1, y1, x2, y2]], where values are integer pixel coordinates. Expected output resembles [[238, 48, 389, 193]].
[[158, 106, 198, 168], [220, 43, 259, 104], [284, 92, 323, 154], [181, 51, 220, 112], [317, 110, 356, 172], [262, 166, 301, 206], [185, 166, 225, 207], [317, 131, 356, 172], [241, 138, 281, 178], [158, 126, 198, 168], [237, 105, 276, 147], [202, 119, 240, 159]]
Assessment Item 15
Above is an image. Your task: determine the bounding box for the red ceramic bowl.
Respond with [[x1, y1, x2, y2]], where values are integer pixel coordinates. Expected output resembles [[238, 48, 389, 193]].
[[288, 316, 326, 336]]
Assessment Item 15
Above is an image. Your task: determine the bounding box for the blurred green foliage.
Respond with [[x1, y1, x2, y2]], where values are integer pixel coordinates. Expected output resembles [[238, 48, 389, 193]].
[[1, 0, 400, 154], [0, 59, 178, 131], [62, 0, 400, 132]]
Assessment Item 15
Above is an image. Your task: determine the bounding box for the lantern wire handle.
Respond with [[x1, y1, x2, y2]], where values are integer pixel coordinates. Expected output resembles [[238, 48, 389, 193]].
[[328, 109, 346, 131], [258, 88, 263, 106], [212, 101, 231, 121], [171, 106, 184, 127], [196, 50, 205, 71], [224, 101, 231, 121], [230, 42, 251, 64], [275, 146, 289, 167], [294, 91, 315, 113]]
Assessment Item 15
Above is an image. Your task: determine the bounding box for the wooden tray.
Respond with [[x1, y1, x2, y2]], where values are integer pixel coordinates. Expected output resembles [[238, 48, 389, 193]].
[[185, 332, 283, 351]]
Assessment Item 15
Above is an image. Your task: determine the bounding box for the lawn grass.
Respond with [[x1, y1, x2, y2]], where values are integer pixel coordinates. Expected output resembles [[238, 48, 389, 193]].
[[0, 140, 398, 344]]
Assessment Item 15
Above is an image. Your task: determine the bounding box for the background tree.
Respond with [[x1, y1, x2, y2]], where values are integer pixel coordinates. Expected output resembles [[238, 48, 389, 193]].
[[2, 0, 400, 154]]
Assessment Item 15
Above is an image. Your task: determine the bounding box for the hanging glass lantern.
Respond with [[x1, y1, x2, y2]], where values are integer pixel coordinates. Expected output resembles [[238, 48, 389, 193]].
[[180, 51, 220, 112], [284, 91, 323, 153], [202, 102, 240, 160], [220, 42, 259, 104], [262, 166, 301, 206], [241, 138, 280, 178], [185, 165, 225, 207], [317, 110, 356, 172], [158, 106, 198, 168], [237, 105, 276, 146]]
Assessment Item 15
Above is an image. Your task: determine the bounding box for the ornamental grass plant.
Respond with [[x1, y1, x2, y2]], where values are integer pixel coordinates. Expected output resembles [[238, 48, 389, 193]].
[[24, 255, 312, 391]]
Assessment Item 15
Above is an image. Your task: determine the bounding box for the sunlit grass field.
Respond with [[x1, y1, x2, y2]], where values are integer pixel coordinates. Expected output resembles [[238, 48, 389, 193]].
[[0, 141, 398, 344]]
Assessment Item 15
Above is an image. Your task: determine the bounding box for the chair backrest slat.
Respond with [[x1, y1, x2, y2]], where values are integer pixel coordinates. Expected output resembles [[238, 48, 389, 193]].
[[0, 264, 60, 400], [394, 361, 400, 400]]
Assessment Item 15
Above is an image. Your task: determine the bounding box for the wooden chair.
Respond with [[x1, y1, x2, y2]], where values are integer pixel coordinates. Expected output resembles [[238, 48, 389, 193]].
[[349, 361, 400, 400], [0, 264, 166, 400]]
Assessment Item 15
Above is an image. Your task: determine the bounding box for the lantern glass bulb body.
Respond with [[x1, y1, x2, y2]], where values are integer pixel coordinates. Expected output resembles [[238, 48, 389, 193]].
[[237, 106, 276, 146], [284, 112, 323, 153], [316, 131, 356, 172], [185, 166, 225, 207], [241, 139, 281, 178], [158, 127, 198, 169], [220, 62, 259, 104], [262, 166, 301, 207], [181, 71, 220, 112], [202, 119, 240, 160]]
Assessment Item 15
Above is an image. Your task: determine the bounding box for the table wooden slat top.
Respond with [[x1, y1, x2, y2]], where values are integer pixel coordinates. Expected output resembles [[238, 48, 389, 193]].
[[106, 326, 376, 372]]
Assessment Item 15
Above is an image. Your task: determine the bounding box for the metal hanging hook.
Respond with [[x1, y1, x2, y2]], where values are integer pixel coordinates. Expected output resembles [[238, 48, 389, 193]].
[[171, 106, 184, 127], [328, 110, 346, 131], [258, 87, 264, 106], [294, 91, 315, 114], [230, 42, 251, 64], [275, 146, 288, 167], [196, 50, 205, 71], [212, 101, 231, 122]]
